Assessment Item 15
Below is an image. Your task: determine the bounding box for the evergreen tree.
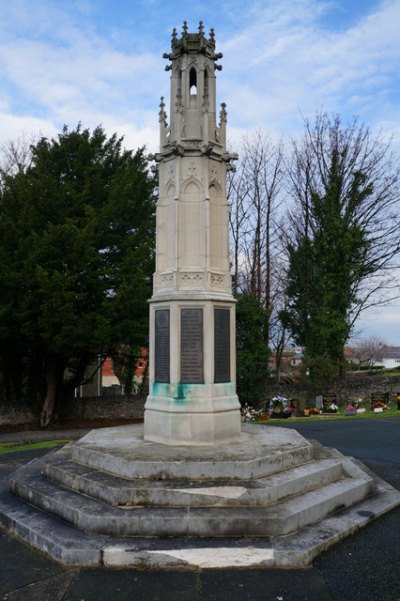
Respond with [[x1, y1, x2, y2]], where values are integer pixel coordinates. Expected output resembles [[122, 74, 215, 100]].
[[0, 125, 155, 424], [283, 113, 400, 391], [236, 293, 270, 406]]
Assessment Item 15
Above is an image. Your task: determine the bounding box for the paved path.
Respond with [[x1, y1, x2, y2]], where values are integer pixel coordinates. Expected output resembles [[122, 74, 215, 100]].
[[1, 418, 399, 601]]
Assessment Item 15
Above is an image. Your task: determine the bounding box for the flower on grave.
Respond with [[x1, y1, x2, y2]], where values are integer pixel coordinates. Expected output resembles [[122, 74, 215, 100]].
[[240, 403, 262, 422], [270, 396, 288, 411], [329, 403, 339, 412], [372, 401, 385, 409], [346, 404, 357, 411]]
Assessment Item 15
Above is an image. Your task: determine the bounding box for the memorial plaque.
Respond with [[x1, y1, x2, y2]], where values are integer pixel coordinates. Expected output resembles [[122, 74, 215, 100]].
[[214, 308, 230, 383], [181, 308, 203, 383], [154, 309, 170, 383]]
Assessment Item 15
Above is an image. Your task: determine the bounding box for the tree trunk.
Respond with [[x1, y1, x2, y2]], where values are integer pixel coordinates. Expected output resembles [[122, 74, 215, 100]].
[[40, 357, 59, 427]]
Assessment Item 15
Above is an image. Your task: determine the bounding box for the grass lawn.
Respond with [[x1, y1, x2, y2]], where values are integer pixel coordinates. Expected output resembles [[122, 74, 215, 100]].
[[0, 439, 71, 455], [258, 407, 400, 425]]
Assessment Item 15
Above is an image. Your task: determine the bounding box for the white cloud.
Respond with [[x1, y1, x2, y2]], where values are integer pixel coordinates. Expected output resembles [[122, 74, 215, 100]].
[[1, 0, 399, 145], [217, 0, 400, 135], [0, 112, 57, 146]]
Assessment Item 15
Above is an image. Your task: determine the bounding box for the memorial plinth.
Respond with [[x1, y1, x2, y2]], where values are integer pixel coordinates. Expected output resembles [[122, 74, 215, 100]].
[[2, 422, 400, 568]]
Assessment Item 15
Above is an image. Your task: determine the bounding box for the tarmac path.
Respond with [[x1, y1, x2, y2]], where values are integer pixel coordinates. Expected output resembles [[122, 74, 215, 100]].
[[0, 418, 399, 601]]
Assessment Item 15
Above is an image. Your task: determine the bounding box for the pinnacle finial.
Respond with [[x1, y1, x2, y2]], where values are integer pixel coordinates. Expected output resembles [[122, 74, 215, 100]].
[[209, 28, 215, 45], [159, 96, 167, 125], [182, 21, 188, 36], [199, 21, 204, 36], [171, 28, 177, 42]]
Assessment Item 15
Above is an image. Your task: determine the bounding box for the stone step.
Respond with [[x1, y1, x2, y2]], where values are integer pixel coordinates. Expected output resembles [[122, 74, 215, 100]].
[[42, 446, 343, 508], [1, 425, 399, 569], [10, 459, 374, 537], [2, 469, 400, 569], [68, 424, 315, 480]]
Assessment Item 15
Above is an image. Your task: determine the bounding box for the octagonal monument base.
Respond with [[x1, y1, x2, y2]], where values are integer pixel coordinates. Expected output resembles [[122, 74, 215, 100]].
[[1, 423, 400, 568], [144, 383, 241, 445]]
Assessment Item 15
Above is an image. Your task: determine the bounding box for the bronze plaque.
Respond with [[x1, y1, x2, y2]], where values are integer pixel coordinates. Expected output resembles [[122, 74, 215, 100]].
[[214, 308, 230, 383], [154, 309, 170, 383], [181, 308, 203, 383]]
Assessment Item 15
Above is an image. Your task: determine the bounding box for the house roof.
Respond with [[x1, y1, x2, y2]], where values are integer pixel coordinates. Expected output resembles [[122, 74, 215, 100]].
[[381, 346, 400, 359]]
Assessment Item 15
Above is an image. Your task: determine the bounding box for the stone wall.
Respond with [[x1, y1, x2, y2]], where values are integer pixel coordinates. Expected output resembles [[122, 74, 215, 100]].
[[60, 394, 145, 421], [259, 373, 400, 407], [0, 393, 146, 430], [2, 374, 400, 428], [0, 405, 37, 427]]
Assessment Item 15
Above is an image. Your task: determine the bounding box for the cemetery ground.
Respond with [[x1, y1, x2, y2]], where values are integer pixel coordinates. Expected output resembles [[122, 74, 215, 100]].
[[0, 417, 400, 601]]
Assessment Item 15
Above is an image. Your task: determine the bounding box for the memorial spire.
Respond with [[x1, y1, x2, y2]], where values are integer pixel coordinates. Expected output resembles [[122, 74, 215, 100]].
[[144, 24, 240, 445]]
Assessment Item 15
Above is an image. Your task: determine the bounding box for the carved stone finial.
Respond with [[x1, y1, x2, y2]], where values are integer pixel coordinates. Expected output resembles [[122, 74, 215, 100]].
[[199, 21, 204, 36], [159, 97, 167, 126], [220, 102, 227, 123], [171, 28, 177, 43], [209, 28, 215, 45], [182, 21, 188, 36]]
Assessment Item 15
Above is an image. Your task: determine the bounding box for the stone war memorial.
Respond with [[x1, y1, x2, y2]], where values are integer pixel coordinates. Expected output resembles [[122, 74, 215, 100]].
[[144, 20, 240, 446], [0, 22, 399, 570]]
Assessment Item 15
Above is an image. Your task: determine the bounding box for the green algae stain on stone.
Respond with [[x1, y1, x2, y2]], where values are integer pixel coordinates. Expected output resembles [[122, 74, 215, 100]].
[[151, 382, 170, 397], [225, 382, 235, 395], [173, 383, 207, 403], [173, 383, 190, 402]]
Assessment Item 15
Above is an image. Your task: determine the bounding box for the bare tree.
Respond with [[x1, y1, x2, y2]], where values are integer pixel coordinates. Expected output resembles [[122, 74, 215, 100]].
[[268, 253, 293, 381], [350, 336, 386, 367], [0, 134, 36, 181], [228, 131, 285, 342]]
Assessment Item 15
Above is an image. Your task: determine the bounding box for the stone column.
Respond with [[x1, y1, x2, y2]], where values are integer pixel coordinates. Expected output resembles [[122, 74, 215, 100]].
[[144, 22, 240, 445]]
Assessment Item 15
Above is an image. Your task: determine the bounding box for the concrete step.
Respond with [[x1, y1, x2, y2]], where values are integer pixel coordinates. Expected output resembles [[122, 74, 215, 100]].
[[2, 471, 400, 569], [2, 424, 400, 568], [68, 424, 314, 480], [42, 446, 344, 508], [10, 458, 374, 537]]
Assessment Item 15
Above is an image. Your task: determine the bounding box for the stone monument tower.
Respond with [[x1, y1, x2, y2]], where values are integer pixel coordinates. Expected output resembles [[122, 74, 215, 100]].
[[144, 22, 241, 445]]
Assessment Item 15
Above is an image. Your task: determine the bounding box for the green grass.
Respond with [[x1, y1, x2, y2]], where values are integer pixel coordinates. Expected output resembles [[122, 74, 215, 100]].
[[0, 439, 71, 455], [380, 370, 400, 377], [258, 407, 400, 425]]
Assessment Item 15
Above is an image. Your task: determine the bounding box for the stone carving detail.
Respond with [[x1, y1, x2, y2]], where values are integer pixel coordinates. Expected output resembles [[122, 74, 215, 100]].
[[161, 273, 174, 285], [180, 272, 203, 285], [210, 273, 224, 287], [209, 164, 220, 186], [167, 164, 175, 183], [188, 58, 198, 70], [186, 161, 200, 180]]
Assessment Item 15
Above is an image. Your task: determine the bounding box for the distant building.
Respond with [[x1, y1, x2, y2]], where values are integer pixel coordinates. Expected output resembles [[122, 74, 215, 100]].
[[269, 348, 303, 370], [345, 344, 400, 369], [376, 346, 400, 369], [75, 350, 148, 397]]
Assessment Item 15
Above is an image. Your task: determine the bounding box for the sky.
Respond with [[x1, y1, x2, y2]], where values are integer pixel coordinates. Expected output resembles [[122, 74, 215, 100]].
[[0, 0, 399, 344]]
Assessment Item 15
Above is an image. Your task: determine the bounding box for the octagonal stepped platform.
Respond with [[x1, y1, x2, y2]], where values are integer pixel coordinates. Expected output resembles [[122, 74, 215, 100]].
[[1, 423, 400, 569]]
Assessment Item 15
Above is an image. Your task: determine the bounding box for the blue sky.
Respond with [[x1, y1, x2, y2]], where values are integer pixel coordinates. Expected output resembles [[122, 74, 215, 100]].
[[0, 0, 399, 344]]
